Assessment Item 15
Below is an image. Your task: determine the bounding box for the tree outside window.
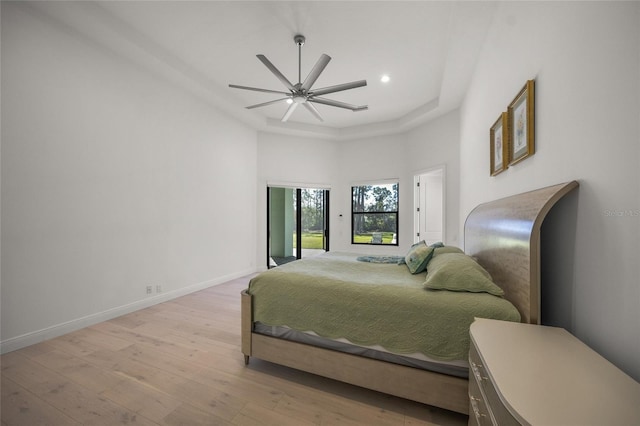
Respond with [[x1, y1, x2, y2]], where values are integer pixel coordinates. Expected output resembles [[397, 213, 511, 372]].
[[351, 182, 398, 245]]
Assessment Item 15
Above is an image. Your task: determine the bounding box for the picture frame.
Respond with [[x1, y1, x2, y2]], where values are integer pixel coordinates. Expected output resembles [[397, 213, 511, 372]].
[[508, 79, 535, 165], [490, 112, 509, 176]]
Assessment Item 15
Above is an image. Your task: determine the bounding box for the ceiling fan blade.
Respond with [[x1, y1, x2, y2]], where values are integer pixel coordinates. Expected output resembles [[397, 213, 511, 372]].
[[229, 84, 290, 95], [281, 102, 298, 122], [257, 54, 295, 91], [309, 97, 368, 111], [246, 98, 290, 110], [303, 102, 324, 122], [301, 54, 331, 91], [310, 80, 367, 97]]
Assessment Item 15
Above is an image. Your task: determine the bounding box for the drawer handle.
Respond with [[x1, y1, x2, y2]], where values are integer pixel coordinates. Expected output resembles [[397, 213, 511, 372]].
[[471, 361, 483, 369], [474, 371, 489, 382], [471, 363, 489, 382], [470, 398, 487, 418], [471, 362, 489, 382]]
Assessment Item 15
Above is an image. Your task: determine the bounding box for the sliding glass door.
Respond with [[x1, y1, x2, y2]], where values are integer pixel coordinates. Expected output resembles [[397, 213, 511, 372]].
[[268, 186, 329, 268]]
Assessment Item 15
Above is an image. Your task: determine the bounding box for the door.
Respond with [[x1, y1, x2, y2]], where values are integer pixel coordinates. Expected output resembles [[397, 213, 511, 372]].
[[268, 186, 329, 268], [414, 167, 445, 244]]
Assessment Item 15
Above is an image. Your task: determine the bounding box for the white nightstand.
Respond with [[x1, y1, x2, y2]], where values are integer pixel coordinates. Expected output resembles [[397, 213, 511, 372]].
[[468, 318, 640, 426]]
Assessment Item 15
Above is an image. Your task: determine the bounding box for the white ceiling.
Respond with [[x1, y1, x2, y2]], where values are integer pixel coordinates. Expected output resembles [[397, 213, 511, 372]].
[[32, 1, 498, 140]]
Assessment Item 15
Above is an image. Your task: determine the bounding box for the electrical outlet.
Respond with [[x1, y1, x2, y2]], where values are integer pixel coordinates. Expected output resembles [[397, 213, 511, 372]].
[[146, 285, 152, 295], [156, 285, 162, 293]]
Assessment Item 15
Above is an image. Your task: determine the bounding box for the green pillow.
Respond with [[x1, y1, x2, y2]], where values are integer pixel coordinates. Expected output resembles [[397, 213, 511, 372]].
[[424, 253, 504, 296], [404, 241, 435, 274], [432, 245, 464, 257]]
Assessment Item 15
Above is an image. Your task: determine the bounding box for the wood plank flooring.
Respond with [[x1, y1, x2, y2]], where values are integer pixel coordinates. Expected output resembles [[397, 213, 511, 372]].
[[1, 275, 468, 425]]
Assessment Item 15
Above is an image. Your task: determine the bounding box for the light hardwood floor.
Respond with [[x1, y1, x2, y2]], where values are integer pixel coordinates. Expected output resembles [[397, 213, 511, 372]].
[[1, 275, 468, 425]]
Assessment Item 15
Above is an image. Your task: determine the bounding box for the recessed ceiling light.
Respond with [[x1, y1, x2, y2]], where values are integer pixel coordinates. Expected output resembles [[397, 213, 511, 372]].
[[380, 75, 390, 83], [286, 98, 293, 104]]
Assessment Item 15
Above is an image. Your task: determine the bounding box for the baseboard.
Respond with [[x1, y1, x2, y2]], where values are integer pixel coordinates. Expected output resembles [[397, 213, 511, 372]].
[[0, 268, 256, 354]]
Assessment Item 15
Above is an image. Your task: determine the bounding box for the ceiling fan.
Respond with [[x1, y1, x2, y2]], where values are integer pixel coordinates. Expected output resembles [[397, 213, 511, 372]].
[[229, 35, 367, 123]]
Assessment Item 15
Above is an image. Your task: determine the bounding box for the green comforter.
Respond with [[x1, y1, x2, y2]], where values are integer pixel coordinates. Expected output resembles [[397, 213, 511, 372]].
[[248, 252, 520, 361]]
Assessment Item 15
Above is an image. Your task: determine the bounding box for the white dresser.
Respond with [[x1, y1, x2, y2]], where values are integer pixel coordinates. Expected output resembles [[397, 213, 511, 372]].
[[468, 318, 640, 426]]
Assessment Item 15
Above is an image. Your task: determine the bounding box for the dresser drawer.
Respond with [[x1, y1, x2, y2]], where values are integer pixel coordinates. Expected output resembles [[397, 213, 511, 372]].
[[468, 372, 493, 426], [469, 341, 520, 426]]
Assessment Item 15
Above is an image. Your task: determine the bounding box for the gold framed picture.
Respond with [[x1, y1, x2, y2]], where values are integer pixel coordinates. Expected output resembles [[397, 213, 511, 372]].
[[490, 112, 509, 176], [508, 79, 535, 165]]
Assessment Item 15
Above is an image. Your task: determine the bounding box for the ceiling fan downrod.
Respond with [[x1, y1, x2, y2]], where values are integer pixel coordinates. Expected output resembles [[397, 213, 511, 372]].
[[294, 34, 305, 85]]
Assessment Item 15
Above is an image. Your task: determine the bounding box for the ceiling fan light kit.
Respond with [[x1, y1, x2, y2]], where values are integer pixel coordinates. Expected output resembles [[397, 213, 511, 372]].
[[229, 34, 368, 123]]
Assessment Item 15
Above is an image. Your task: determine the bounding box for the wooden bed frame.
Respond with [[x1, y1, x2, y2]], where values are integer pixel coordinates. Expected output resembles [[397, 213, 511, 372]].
[[241, 181, 578, 414]]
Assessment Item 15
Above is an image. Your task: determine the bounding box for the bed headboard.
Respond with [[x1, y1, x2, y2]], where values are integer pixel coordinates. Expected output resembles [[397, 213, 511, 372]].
[[464, 181, 579, 324]]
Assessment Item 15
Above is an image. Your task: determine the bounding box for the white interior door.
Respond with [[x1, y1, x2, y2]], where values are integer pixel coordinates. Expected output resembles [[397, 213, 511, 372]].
[[414, 167, 445, 245]]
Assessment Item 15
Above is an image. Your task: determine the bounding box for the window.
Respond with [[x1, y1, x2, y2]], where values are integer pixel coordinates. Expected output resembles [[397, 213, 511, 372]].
[[352, 182, 398, 245]]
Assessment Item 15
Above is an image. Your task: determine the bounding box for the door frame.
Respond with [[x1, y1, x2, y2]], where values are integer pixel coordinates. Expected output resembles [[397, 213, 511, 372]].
[[266, 183, 330, 268], [413, 165, 446, 245]]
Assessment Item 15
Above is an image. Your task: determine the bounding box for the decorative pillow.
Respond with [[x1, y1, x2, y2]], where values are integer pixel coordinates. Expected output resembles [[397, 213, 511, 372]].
[[404, 241, 435, 274], [424, 253, 504, 296], [432, 245, 464, 257]]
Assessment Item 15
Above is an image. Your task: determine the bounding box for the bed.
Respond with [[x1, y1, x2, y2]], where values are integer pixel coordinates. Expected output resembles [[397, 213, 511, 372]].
[[241, 181, 578, 414]]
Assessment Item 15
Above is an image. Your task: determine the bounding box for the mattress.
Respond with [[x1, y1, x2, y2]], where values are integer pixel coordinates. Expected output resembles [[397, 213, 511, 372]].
[[254, 322, 469, 378]]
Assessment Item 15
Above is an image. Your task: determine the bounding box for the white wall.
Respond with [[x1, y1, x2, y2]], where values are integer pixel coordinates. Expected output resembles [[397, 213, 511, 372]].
[[332, 133, 408, 254], [1, 3, 257, 350], [256, 110, 461, 259], [406, 110, 461, 247], [460, 1, 640, 380]]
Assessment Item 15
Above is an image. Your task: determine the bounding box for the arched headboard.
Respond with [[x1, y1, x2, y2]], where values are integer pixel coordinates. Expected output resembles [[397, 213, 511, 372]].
[[464, 181, 579, 324]]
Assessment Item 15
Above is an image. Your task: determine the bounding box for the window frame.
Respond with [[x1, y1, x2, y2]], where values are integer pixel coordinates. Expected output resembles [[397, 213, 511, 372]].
[[351, 181, 399, 246]]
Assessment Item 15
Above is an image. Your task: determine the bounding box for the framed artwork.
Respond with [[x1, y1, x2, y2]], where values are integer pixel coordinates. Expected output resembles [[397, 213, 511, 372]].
[[508, 79, 535, 165], [490, 112, 509, 176]]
